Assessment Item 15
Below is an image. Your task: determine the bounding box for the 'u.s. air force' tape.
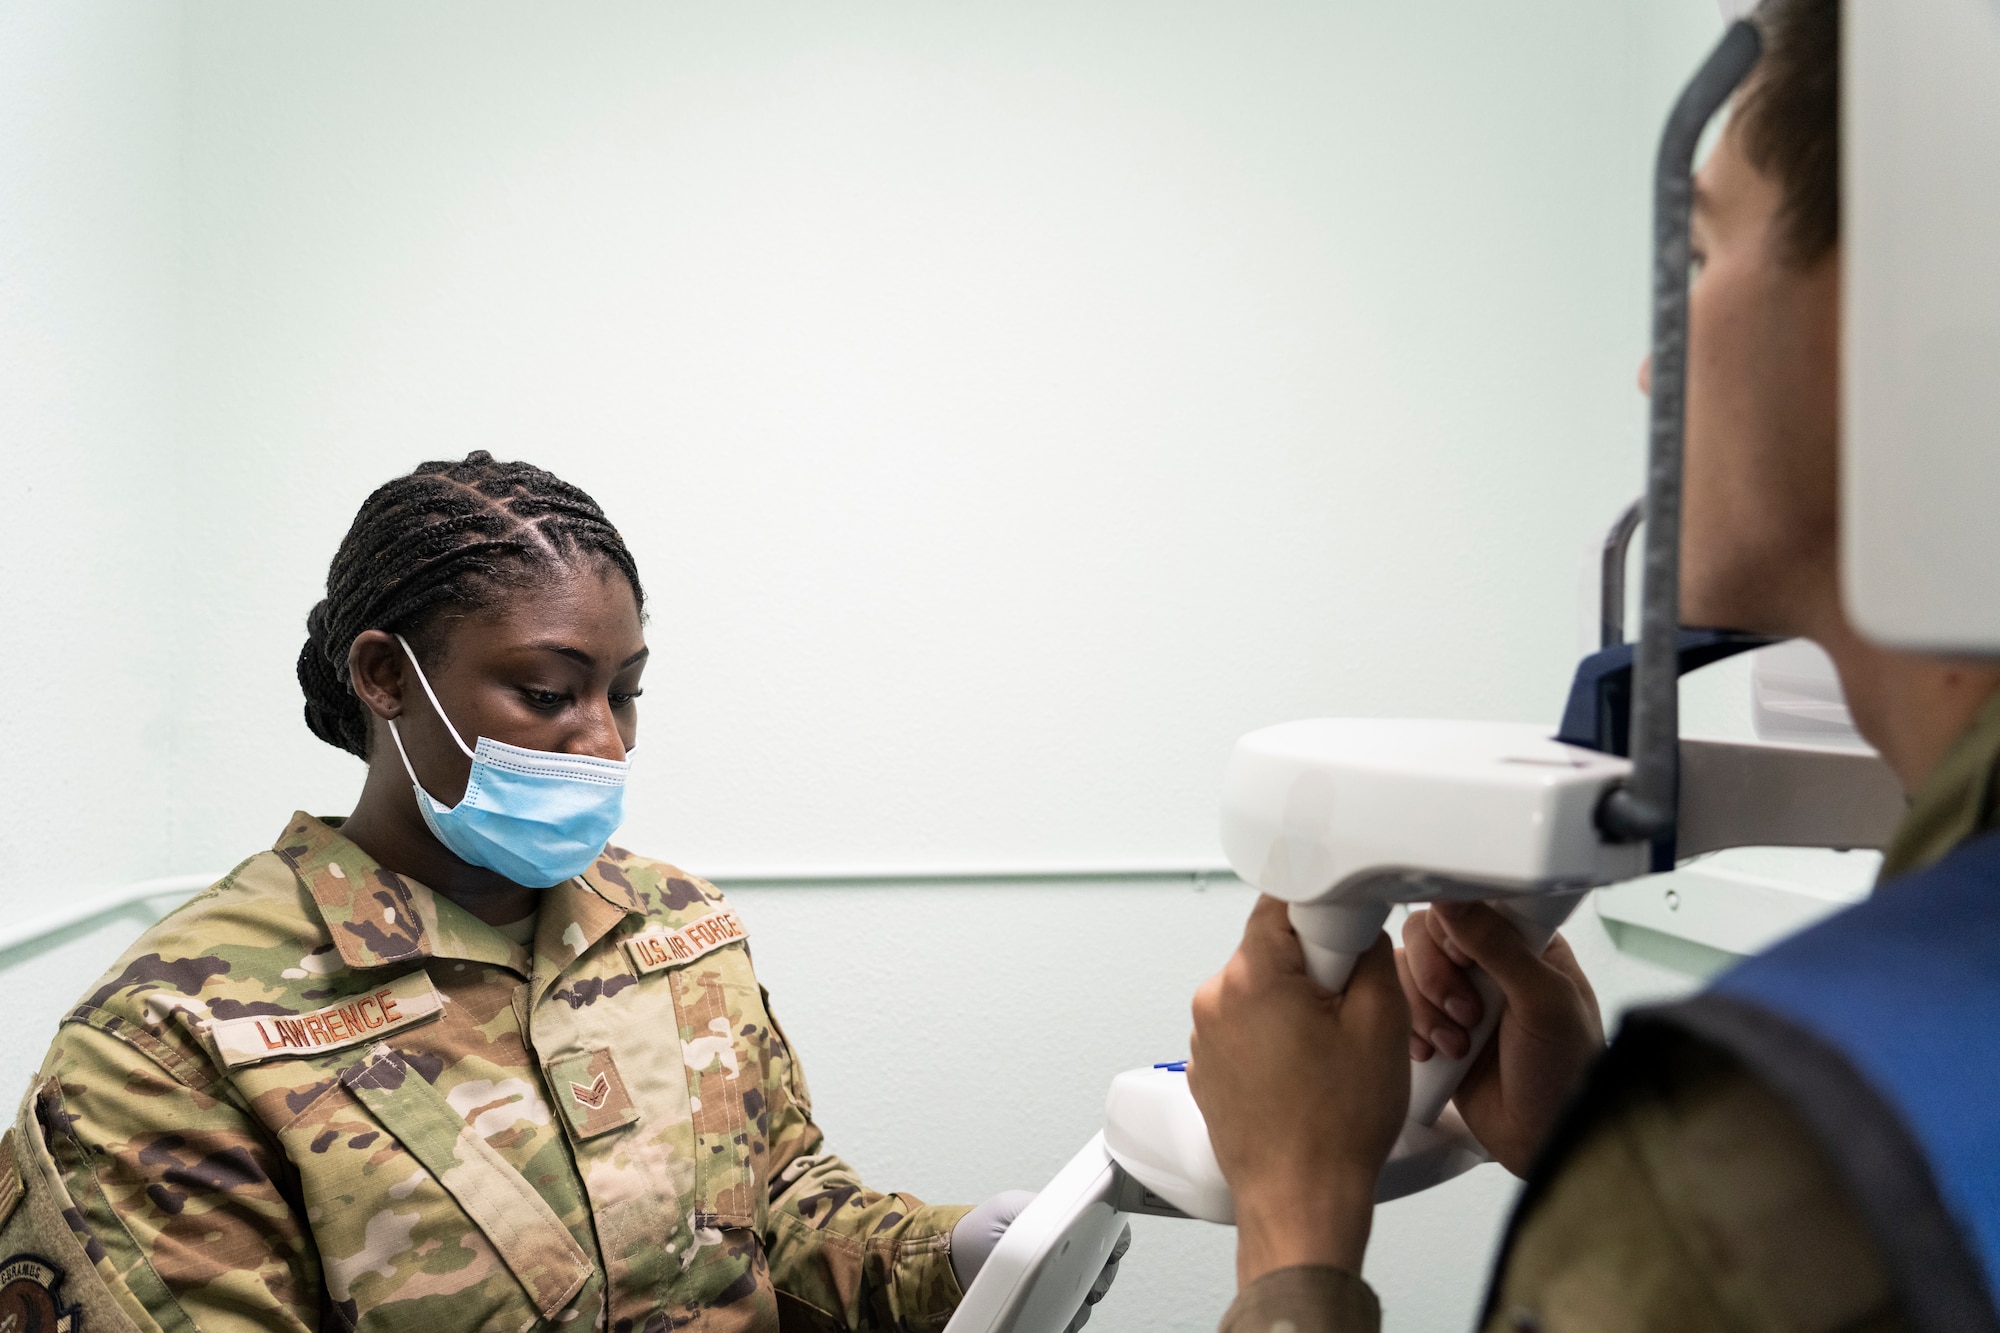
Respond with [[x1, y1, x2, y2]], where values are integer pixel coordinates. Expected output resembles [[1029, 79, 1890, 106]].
[[209, 971, 444, 1068], [622, 908, 746, 975]]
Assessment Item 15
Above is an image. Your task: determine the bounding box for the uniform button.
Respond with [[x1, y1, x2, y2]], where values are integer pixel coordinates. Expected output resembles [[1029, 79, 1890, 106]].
[[1507, 1308, 1543, 1333]]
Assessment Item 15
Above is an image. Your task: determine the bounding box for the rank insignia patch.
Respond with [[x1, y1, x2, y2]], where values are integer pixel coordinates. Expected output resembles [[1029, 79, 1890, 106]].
[[0, 1255, 79, 1333], [571, 1073, 610, 1110], [546, 1048, 639, 1139]]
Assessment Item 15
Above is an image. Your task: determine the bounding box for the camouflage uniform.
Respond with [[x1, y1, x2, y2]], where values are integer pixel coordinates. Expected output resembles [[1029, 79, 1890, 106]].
[[1221, 691, 2000, 1333], [0, 814, 970, 1333]]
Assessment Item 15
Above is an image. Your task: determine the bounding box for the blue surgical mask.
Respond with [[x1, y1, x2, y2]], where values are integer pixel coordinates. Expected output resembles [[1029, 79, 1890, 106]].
[[386, 635, 631, 888]]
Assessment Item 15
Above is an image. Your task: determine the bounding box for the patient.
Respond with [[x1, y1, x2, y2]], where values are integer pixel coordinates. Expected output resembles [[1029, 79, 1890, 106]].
[[1188, 0, 2000, 1329]]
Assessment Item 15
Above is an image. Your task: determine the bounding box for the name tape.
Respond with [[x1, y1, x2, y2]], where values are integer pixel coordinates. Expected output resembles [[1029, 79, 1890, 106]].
[[210, 970, 443, 1068], [622, 909, 747, 975]]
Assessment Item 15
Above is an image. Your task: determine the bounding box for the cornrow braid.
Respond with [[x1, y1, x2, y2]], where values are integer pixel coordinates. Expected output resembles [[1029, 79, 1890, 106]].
[[298, 450, 645, 759]]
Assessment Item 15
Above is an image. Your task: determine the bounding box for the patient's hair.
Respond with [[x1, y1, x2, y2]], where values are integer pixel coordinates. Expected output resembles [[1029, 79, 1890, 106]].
[[1742, 0, 1839, 266], [298, 451, 644, 759]]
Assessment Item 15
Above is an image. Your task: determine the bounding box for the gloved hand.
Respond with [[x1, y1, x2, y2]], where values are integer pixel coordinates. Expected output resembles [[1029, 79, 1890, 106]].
[[950, 1191, 1132, 1332]]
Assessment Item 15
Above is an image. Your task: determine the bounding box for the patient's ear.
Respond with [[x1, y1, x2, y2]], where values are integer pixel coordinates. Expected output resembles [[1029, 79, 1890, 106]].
[[347, 630, 408, 722]]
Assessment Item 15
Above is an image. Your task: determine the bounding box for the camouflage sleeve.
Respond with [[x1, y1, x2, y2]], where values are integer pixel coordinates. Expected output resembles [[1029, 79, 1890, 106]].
[[41, 1017, 318, 1333], [758, 996, 973, 1333]]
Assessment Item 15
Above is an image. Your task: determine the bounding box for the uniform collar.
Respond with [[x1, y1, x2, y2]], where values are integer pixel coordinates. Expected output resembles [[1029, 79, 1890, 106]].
[[273, 814, 647, 978], [1880, 689, 2000, 882], [579, 848, 648, 918], [531, 860, 644, 1005]]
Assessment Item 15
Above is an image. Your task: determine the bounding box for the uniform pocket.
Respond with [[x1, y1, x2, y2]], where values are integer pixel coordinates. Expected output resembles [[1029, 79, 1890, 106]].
[[669, 943, 767, 1231], [342, 1049, 591, 1321], [273, 1050, 590, 1333]]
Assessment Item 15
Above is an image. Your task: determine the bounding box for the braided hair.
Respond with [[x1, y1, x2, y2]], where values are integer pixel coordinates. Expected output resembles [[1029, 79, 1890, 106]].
[[298, 451, 645, 759]]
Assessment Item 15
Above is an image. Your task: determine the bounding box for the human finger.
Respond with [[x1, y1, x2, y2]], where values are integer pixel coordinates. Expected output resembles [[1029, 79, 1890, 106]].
[[1342, 935, 1413, 1122], [1394, 945, 1462, 1061], [1433, 902, 1574, 1025], [1540, 933, 1603, 1039], [1086, 1224, 1129, 1303], [1191, 971, 1223, 1033], [1236, 895, 1309, 977], [1394, 949, 1436, 1061], [1424, 906, 1473, 968], [1341, 933, 1409, 1035], [1540, 931, 1595, 999], [1403, 910, 1484, 1032]]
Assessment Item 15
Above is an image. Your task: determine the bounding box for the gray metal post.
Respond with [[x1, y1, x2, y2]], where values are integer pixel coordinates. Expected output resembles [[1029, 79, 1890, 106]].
[[1597, 20, 1764, 846]]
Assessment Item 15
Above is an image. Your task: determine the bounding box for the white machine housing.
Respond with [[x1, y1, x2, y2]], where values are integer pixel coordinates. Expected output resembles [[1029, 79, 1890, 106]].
[[1104, 1065, 1491, 1225], [942, 1136, 1151, 1333], [1104, 715, 1902, 1225], [1218, 719, 1646, 910], [1102, 719, 1649, 1222], [1844, 0, 2000, 653]]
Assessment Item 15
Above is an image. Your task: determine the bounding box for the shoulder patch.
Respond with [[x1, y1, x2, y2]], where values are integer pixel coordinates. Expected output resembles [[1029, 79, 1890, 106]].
[[0, 1134, 21, 1234], [0, 1254, 79, 1333], [622, 909, 746, 975], [208, 971, 442, 1068]]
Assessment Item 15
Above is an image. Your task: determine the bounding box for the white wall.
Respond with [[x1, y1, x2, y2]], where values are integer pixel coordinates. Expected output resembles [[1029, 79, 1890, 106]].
[[4, 0, 1737, 880], [166, 0, 1724, 876], [0, 3, 1732, 1331], [0, 1, 185, 892]]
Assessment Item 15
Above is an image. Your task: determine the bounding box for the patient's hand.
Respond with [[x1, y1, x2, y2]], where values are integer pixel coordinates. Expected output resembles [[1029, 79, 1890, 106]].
[[1188, 896, 1409, 1289], [1398, 902, 1604, 1176]]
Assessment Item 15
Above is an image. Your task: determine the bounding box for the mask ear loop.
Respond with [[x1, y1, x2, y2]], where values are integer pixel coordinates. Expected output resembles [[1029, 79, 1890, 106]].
[[386, 634, 477, 802], [385, 718, 432, 797], [393, 634, 478, 759]]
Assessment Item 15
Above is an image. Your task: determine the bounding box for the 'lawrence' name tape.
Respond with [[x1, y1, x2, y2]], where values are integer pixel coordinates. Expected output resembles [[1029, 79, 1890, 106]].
[[623, 909, 747, 975], [210, 970, 443, 1068]]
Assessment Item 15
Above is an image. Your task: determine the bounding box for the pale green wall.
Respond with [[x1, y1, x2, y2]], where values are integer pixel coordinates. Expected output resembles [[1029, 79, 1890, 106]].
[[6, 0, 1732, 885], [163, 0, 1722, 876], [0, 4, 1730, 1330], [0, 1, 185, 894]]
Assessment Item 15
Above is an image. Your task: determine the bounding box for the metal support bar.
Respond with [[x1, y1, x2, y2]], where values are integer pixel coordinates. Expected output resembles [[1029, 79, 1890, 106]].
[[1598, 19, 1764, 845], [1675, 739, 1905, 858], [1601, 499, 1643, 649]]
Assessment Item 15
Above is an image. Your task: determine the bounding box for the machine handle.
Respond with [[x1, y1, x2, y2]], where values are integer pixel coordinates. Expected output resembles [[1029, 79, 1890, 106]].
[[1287, 900, 1391, 991], [943, 1134, 1132, 1333], [1287, 895, 1584, 1128]]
